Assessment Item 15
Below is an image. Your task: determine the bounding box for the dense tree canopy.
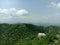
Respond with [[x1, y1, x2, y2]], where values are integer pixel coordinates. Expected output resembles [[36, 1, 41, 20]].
[[0, 23, 60, 45]]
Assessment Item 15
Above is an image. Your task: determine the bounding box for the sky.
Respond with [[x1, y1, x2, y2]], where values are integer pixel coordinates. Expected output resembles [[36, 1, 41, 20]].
[[0, 0, 60, 24]]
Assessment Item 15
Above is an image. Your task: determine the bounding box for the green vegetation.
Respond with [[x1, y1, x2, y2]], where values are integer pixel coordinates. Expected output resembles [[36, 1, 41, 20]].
[[0, 23, 60, 45]]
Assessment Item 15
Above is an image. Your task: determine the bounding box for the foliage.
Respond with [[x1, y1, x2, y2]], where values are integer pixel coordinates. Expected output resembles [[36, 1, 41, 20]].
[[0, 24, 60, 45]]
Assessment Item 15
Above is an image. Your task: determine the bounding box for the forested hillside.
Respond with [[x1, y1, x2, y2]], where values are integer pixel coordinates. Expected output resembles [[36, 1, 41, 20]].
[[0, 24, 60, 45]]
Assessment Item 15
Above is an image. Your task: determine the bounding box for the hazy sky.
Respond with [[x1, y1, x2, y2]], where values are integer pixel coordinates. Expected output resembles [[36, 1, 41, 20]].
[[0, 0, 60, 24]]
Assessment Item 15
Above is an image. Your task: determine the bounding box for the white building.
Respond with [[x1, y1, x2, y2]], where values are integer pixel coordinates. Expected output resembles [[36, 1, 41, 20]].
[[38, 33, 46, 37], [56, 34, 60, 38]]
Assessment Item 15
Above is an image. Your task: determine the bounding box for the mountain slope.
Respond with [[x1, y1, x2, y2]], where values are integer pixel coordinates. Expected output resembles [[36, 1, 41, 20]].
[[0, 24, 60, 45]]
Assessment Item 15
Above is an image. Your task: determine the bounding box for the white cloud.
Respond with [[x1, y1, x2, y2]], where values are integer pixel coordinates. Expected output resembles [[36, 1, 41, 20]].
[[0, 8, 60, 24], [56, 13, 60, 16], [16, 9, 28, 15], [0, 8, 28, 16], [0, 8, 29, 23], [49, 2, 60, 9]]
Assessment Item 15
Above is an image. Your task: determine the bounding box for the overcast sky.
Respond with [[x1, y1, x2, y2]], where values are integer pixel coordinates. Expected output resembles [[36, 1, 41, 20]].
[[0, 0, 60, 24]]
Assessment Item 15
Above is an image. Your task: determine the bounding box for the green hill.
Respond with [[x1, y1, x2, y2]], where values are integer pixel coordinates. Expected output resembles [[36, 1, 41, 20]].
[[0, 24, 60, 45]]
